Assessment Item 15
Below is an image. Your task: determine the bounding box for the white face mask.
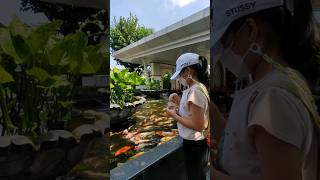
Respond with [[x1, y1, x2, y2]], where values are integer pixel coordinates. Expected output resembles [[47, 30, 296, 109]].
[[219, 41, 251, 78], [178, 72, 194, 88], [178, 76, 188, 87]]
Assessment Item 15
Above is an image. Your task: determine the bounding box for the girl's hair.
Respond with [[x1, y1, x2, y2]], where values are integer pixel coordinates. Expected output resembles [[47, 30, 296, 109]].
[[226, 0, 320, 87], [182, 55, 210, 88]]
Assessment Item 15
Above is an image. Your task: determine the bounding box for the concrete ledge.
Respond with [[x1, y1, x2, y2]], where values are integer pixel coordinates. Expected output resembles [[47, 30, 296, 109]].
[[110, 136, 186, 180]]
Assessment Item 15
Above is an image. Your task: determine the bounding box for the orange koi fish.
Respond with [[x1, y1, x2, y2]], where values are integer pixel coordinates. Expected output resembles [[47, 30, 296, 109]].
[[114, 146, 133, 157]]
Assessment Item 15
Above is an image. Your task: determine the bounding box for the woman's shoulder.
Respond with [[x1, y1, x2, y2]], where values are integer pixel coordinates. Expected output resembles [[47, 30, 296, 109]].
[[252, 84, 311, 127], [187, 83, 210, 106], [191, 82, 208, 92]]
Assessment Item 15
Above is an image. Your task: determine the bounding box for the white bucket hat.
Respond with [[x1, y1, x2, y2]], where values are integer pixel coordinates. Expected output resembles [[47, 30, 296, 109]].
[[211, 0, 293, 47], [171, 53, 200, 80]]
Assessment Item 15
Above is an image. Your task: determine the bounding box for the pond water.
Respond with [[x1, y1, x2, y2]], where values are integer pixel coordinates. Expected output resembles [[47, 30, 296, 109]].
[[110, 96, 178, 169], [62, 104, 109, 179], [64, 133, 109, 179]]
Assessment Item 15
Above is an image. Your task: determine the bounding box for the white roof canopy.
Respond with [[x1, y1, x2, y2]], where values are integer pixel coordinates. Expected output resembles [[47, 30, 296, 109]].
[[112, 3, 320, 66], [112, 7, 210, 66]]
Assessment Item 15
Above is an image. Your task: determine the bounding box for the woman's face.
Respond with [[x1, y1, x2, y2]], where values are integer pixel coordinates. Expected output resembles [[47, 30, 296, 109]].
[[221, 18, 266, 74], [179, 67, 193, 84]]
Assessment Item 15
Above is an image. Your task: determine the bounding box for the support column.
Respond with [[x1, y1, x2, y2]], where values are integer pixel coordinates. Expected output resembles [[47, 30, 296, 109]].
[[150, 63, 162, 81]]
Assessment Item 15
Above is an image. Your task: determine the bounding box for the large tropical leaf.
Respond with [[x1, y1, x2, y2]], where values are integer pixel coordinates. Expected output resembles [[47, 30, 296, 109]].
[[50, 75, 70, 88], [7, 16, 30, 38], [47, 40, 68, 66], [63, 32, 88, 73], [84, 45, 103, 72], [37, 75, 70, 89], [0, 65, 14, 84], [0, 28, 21, 63], [28, 20, 62, 52], [27, 67, 51, 82], [11, 34, 31, 64], [80, 60, 96, 74]]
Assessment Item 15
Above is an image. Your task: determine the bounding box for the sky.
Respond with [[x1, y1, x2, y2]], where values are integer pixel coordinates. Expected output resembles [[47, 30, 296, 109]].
[[0, 0, 49, 26], [110, 0, 209, 69]]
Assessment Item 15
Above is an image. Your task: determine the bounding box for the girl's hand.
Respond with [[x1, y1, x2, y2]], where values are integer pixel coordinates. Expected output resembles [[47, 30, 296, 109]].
[[166, 106, 177, 119], [169, 93, 180, 105], [167, 101, 178, 109]]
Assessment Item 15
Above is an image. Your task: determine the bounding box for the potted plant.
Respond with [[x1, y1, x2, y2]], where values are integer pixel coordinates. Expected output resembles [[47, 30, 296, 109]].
[[141, 77, 166, 98], [110, 67, 146, 124], [162, 73, 171, 91], [0, 17, 107, 179]]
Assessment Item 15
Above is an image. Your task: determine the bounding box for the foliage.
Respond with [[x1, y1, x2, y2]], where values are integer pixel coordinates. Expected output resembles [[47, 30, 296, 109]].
[[110, 13, 154, 71], [162, 73, 171, 90], [110, 67, 145, 108], [144, 77, 161, 90], [21, 0, 108, 45], [0, 17, 104, 138], [21, 1, 109, 75]]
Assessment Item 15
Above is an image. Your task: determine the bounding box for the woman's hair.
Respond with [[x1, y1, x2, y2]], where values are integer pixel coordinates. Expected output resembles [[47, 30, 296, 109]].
[[226, 0, 320, 87], [182, 55, 210, 88]]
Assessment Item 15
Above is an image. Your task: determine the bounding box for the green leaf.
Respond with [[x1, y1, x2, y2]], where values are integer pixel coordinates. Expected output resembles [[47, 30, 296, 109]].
[[37, 75, 70, 89], [0, 65, 14, 84], [31, 121, 39, 132], [0, 22, 32, 64], [48, 41, 68, 65], [39, 111, 48, 124], [50, 75, 70, 88], [7, 16, 30, 38], [84, 45, 103, 72], [27, 67, 51, 82], [0, 28, 19, 62], [80, 60, 95, 74], [28, 20, 62, 52], [58, 100, 74, 108], [11, 34, 31, 63]]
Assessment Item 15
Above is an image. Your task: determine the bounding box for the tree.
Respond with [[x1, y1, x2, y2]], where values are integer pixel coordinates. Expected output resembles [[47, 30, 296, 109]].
[[110, 13, 154, 71]]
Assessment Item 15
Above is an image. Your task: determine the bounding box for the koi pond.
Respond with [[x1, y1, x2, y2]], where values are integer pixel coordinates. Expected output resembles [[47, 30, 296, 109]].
[[110, 96, 178, 169], [63, 100, 109, 179]]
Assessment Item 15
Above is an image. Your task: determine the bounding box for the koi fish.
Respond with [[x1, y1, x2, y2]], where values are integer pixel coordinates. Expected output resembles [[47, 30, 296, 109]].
[[134, 143, 154, 150], [114, 146, 133, 156], [156, 131, 177, 137], [160, 136, 175, 143], [128, 152, 145, 160]]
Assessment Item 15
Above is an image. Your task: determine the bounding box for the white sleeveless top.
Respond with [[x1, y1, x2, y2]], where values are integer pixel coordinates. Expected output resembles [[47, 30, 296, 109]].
[[218, 69, 319, 180], [177, 83, 209, 141]]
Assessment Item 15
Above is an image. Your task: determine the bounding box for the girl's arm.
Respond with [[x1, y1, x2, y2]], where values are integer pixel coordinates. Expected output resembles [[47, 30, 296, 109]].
[[249, 125, 302, 180], [167, 102, 205, 132], [210, 101, 226, 144]]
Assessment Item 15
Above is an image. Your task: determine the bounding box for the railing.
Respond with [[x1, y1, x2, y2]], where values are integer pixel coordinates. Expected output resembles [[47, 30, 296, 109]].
[[110, 137, 187, 180]]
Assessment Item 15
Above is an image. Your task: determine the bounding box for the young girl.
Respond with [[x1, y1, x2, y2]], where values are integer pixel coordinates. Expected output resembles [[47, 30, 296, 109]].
[[211, 0, 320, 179], [166, 53, 210, 180]]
